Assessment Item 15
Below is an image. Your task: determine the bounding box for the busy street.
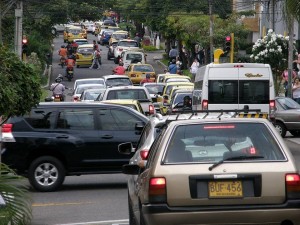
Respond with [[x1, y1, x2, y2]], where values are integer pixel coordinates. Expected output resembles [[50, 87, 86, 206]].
[[2, 1, 300, 225]]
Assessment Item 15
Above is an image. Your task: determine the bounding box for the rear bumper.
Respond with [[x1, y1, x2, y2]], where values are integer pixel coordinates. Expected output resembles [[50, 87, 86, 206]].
[[142, 201, 300, 225]]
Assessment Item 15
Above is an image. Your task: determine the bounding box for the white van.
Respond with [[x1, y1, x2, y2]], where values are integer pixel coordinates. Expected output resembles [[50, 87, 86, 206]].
[[193, 63, 276, 118], [120, 50, 146, 69]]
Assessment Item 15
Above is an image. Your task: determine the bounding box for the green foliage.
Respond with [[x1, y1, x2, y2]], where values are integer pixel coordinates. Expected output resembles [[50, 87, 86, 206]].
[[0, 46, 41, 119], [0, 163, 32, 225], [143, 45, 158, 51]]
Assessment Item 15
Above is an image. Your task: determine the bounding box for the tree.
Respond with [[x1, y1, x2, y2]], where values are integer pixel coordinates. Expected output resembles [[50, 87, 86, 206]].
[[250, 29, 297, 93], [0, 45, 41, 120], [0, 163, 32, 225]]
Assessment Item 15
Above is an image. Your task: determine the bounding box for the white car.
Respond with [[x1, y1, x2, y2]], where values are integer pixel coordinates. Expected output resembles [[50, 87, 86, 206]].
[[73, 84, 106, 101], [73, 78, 106, 91], [113, 39, 140, 64]]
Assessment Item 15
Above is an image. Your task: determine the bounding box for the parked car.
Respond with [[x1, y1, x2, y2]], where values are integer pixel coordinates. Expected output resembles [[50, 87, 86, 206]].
[[120, 113, 300, 225], [100, 86, 155, 116], [125, 63, 156, 85], [274, 96, 300, 137], [1, 102, 149, 192], [102, 75, 133, 87]]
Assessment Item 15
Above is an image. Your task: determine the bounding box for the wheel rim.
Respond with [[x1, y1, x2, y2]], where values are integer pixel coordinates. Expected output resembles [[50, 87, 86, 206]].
[[275, 124, 283, 135], [34, 163, 58, 187]]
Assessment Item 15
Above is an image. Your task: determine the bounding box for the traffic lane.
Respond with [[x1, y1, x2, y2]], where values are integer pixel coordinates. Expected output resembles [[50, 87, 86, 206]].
[[31, 174, 129, 225]]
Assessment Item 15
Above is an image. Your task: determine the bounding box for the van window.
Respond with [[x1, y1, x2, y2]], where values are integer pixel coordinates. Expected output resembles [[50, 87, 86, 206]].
[[208, 80, 270, 104]]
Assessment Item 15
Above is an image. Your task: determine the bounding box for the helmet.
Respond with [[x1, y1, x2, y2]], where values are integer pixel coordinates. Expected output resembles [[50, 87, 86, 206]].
[[57, 74, 63, 79], [146, 74, 151, 79], [172, 59, 176, 64], [61, 45, 65, 48], [119, 62, 124, 66], [55, 78, 62, 83]]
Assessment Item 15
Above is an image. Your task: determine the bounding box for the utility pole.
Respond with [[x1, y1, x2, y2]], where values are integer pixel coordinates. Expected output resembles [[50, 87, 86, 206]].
[[209, 0, 214, 64], [14, 0, 23, 59], [287, 17, 294, 98]]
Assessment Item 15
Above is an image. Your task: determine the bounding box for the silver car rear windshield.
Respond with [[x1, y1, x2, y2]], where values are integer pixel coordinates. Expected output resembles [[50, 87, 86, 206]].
[[163, 123, 285, 164]]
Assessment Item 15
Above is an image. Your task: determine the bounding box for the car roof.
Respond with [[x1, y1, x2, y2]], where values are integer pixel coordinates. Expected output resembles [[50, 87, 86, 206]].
[[75, 78, 104, 82], [75, 84, 106, 89], [118, 39, 138, 43], [142, 82, 165, 86], [82, 88, 106, 93], [102, 99, 140, 104], [113, 30, 128, 34], [106, 85, 147, 90], [103, 75, 130, 80], [73, 38, 88, 42]]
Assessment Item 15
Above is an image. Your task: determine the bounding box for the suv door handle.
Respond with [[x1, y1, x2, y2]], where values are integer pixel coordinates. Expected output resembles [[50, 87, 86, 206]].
[[101, 135, 113, 139], [56, 135, 69, 139]]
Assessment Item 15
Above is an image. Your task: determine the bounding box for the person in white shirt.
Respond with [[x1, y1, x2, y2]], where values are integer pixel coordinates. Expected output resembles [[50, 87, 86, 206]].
[[190, 58, 200, 82]]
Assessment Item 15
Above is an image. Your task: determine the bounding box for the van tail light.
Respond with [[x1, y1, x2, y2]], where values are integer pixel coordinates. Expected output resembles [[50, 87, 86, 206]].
[[149, 105, 155, 115], [269, 99, 275, 115], [140, 150, 149, 160], [286, 174, 300, 199], [149, 177, 166, 203], [202, 99, 208, 110]]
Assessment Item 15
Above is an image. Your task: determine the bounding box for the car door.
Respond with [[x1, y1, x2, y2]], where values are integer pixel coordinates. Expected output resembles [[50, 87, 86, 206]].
[[54, 107, 100, 171], [96, 106, 146, 170]]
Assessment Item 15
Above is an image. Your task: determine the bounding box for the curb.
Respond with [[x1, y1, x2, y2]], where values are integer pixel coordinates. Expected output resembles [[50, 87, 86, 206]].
[[42, 65, 52, 89]]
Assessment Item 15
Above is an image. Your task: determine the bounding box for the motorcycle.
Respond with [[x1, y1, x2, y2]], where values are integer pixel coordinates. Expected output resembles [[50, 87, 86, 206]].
[[53, 94, 64, 102], [66, 67, 74, 81], [60, 56, 66, 68]]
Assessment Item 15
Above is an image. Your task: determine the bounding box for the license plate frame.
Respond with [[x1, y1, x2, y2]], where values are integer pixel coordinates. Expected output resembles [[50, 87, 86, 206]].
[[208, 181, 243, 198]]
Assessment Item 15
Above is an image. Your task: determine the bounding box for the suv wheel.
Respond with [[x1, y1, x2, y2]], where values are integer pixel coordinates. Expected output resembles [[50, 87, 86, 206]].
[[275, 121, 287, 138], [28, 156, 65, 192]]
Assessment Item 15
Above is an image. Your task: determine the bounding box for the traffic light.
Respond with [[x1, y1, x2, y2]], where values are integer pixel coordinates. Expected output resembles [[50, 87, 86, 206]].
[[22, 37, 28, 55], [224, 36, 231, 53]]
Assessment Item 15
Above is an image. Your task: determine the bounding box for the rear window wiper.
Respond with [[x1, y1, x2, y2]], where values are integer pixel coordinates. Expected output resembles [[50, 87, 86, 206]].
[[208, 155, 264, 171]]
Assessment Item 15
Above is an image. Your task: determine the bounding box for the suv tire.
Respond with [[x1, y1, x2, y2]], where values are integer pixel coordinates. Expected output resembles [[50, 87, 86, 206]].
[[28, 156, 66, 192]]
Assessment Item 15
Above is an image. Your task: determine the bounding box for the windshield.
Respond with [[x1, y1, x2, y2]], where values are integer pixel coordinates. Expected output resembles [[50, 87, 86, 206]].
[[163, 123, 285, 164], [145, 84, 165, 94], [113, 33, 128, 40], [77, 48, 93, 54], [277, 97, 300, 110], [107, 89, 148, 100], [133, 65, 154, 72]]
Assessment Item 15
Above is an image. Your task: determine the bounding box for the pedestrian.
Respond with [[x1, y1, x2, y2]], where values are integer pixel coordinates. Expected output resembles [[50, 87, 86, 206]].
[[90, 46, 101, 69], [168, 59, 177, 74], [93, 40, 98, 50], [169, 45, 178, 62], [176, 57, 183, 75], [282, 69, 297, 96], [190, 58, 200, 82], [140, 74, 153, 85], [198, 47, 205, 65], [292, 77, 300, 104], [134, 33, 142, 47]]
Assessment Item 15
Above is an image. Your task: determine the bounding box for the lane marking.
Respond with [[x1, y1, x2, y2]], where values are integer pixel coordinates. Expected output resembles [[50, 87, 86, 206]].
[[32, 201, 95, 207]]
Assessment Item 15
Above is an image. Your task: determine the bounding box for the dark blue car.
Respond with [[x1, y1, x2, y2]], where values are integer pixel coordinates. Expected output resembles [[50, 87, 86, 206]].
[[100, 30, 113, 45]]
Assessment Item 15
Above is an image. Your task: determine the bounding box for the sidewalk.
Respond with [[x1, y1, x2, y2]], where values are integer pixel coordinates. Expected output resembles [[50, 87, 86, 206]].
[[145, 50, 168, 71]]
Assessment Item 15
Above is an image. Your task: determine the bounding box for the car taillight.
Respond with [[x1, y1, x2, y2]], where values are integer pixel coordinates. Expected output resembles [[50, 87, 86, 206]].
[[119, 48, 123, 51], [131, 74, 136, 77], [149, 105, 155, 115], [140, 150, 149, 160], [202, 99, 208, 110], [286, 174, 300, 199], [2, 124, 13, 133], [73, 96, 79, 102], [149, 177, 166, 203]]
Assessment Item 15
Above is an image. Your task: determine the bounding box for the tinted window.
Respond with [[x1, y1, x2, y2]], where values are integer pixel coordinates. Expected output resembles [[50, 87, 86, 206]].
[[239, 81, 269, 104], [208, 80, 238, 104], [118, 41, 138, 47], [163, 123, 285, 164], [107, 90, 147, 100], [276, 97, 300, 110], [98, 109, 141, 131], [145, 84, 165, 94], [25, 108, 57, 129], [113, 33, 128, 40], [56, 109, 94, 130], [133, 65, 154, 72], [172, 93, 192, 106], [77, 48, 94, 54]]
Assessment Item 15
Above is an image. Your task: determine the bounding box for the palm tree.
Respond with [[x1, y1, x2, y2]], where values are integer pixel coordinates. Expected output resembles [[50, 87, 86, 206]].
[[285, 0, 300, 22], [0, 163, 32, 225]]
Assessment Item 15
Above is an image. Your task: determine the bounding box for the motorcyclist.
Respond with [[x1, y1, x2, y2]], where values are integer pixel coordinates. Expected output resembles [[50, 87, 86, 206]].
[[58, 45, 67, 66], [50, 75, 66, 101], [113, 62, 126, 75], [140, 73, 153, 85]]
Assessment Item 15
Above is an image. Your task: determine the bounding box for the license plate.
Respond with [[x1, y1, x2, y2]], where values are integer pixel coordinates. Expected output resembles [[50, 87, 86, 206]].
[[68, 71, 73, 73], [54, 98, 61, 102], [208, 181, 243, 198]]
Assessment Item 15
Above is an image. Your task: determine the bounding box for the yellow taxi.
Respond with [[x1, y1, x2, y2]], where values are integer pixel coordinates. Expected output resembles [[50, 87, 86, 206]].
[[109, 30, 129, 45], [64, 26, 86, 43], [75, 44, 94, 68], [101, 99, 144, 114], [160, 83, 194, 115], [125, 63, 156, 85]]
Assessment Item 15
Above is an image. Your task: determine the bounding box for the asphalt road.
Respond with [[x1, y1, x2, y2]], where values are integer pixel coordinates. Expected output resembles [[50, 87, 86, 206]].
[[30, 34, 300, 225]]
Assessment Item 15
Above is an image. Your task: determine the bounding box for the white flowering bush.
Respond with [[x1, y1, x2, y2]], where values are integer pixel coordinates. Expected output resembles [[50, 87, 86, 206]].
[[250, 29, 297, 94]]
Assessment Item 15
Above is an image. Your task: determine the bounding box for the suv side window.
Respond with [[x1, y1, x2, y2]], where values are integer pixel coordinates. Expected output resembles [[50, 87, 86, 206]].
[[56, 109, 95, 130], [24, 108, 57, 129], [136, 122, 151, 149], [98, 109, 141, 131]]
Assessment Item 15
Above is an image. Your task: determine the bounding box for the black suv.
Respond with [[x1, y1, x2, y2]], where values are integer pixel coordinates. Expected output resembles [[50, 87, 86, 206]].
[[1, 102, 148, 192]]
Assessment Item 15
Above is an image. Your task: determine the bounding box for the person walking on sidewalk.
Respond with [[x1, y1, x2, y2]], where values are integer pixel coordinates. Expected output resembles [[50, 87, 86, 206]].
[[169, 46, 178, 62], [190, 58, 200, 82]]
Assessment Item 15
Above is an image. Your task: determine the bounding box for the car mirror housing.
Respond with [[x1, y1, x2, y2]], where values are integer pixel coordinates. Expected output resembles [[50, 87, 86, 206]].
[[118, 142, 133, 155]]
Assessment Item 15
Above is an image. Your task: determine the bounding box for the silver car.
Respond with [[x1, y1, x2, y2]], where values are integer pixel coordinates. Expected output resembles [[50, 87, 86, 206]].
[[274, 96, 300, 137]]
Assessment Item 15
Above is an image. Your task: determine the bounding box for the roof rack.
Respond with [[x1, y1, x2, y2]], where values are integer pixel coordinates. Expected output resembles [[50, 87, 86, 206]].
[[167, 109, 264, 122]]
